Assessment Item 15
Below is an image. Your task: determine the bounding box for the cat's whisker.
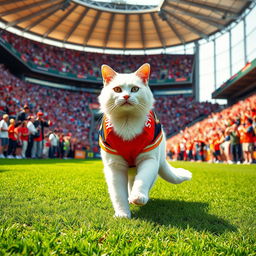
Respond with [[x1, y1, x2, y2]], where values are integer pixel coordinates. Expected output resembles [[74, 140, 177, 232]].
[[107, 103, 118, 114], [135, 102, 148, 112]]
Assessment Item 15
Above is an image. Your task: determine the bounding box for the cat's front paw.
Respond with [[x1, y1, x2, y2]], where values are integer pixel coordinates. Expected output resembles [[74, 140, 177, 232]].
[[129, 193, 148, 206], [114, 212, 131, 219]]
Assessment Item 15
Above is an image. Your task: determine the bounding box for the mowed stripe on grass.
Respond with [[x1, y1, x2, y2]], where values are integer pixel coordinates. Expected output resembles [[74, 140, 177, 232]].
[[0, 159, 255, 255]]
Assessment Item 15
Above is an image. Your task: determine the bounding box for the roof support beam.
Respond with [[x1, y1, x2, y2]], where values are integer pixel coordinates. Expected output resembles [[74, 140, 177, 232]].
[[164, 16, 185, 44], [150, 12, 166, 48], [164, 9, 208, 39], [5, 1, 64, 28], [43, 5, 76, 38], [23, 7, 60, 32], [0, 0, 59, 17], [123, 14, 129, 49], [139, 14, 145, 49], [104, 13, 115, 48], [0, 0, 23, 6], [64, 7, 89, 42], [83, 11, 101, 46], [167, 0, 237, 16], [165, 3, 225, 29]]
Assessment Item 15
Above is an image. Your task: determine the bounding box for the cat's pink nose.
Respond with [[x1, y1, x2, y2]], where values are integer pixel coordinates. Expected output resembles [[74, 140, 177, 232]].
[[123, 95, 130, 100]]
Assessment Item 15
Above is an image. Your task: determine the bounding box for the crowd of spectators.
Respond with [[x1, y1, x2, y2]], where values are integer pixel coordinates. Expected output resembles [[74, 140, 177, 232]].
[[167, 94, 256, 164], [1, 30, 194, 80], [0, 62, 222, 159], [0, 64, 95, 158], [0, 32, 254, 163], [154, 95, 220, 135]]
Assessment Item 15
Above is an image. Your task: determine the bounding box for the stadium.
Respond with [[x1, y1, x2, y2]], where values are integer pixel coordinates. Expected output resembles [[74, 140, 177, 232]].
[[0, 0, 255, 254]]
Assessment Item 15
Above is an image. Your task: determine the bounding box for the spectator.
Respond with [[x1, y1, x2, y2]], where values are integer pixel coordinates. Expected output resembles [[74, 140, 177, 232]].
[[7, 118, 18, 158], [58, 132, 65, 158], [0, 114, 9, 158], [26, 115, 37, 158], [19, 120, 29, 159], [242, 118, 255, 164], [222, 127, 232, 164], [63, 135, 71, 159], [16, 105, 30, 126], [43, 135, 51, 158], [49, 129, 59, 158], [228, 123, 242, 164], [32, 112, 50, 158]]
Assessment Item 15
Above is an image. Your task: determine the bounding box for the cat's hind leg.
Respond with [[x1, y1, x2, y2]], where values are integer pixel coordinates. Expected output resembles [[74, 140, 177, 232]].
[[129, 158, 159, 206]]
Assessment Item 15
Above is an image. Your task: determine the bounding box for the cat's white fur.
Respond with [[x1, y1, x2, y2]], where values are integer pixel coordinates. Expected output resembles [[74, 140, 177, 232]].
[[99, 64, 192, 218]]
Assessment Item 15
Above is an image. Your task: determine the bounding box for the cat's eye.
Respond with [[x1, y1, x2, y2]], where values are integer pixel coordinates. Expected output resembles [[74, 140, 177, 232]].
[[113, 87, 122, 93], [131, 86, 139, 92]]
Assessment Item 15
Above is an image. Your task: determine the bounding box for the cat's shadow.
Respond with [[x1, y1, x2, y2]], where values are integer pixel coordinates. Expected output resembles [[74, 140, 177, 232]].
[[133, 199, 237, 235]]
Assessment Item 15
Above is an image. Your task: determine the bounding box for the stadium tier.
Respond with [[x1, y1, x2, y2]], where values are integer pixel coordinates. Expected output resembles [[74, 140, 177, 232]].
[[0, 31, 194, 83]]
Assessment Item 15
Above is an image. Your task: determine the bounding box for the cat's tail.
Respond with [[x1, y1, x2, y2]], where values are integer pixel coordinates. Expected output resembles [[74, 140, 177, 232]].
[[159, 160, 192, 184]]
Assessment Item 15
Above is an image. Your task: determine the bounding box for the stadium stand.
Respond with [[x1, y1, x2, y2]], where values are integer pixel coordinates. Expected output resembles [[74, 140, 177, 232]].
[[155, 95, 220, 136], [0, 64, 94, 154], [1, 31, 194, 81], [0, 62, 221, 159], [167, 94, 256, 164]]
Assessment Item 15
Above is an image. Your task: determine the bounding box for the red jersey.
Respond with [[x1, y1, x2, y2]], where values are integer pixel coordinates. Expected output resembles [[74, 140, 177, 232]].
[[213, 139, 221, 151], [99, 111, 163, 167], [34, 130, 43, 142], [243, 125, 255, 143], [19, 127, 29, 141], [8, 125, 17, 141], [186, 141, 194, 151]]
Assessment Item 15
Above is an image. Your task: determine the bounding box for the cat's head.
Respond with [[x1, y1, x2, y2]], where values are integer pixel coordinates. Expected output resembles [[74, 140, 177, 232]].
[[98, 63, 154, 117]]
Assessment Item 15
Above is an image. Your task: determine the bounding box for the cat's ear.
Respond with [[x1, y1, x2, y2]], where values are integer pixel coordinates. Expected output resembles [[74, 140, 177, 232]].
[[101, 64, 117, 85], [135, 63, 150, 85]]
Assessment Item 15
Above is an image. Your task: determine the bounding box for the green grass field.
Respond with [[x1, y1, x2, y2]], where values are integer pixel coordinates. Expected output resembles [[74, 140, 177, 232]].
[[0, 159, 255, 255]]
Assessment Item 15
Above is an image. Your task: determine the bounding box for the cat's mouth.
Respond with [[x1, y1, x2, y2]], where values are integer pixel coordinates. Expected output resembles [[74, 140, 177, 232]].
[[121, 101, 133, 106]]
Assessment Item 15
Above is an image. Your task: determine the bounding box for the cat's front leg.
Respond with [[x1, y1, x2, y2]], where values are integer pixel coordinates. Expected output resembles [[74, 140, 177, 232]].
[[128, 168, 136, 197], [104, 164, 131, 218], [129, 158, 159, 206]]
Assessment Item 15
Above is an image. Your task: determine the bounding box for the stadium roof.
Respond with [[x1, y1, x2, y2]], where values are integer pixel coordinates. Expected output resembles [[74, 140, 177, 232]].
[[212, 59, 256, 102], [0, 0, 252, 51]]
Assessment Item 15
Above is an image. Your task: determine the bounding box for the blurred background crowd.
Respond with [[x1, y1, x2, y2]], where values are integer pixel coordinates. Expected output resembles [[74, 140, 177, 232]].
[[0, 31, 255, 163], [168, 94, 256, 164], [0, 63, 222, 159]]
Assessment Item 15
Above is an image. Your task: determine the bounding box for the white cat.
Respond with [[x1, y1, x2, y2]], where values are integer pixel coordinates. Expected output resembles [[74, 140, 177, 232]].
[[98, 63, 192, 218]]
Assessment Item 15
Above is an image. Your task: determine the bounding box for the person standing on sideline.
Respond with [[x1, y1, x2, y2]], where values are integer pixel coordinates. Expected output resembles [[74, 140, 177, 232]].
[[227, 122, 242, 164], [243, 118, 255, 164], [19, 120, 29, 159], [7, 119, 18, 158], [32, 112, 51, 158], [49, 130, 59, 158], [0, 114, 9, 158], [26, 115, 37, 158], [16, 105, 30, 126]]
